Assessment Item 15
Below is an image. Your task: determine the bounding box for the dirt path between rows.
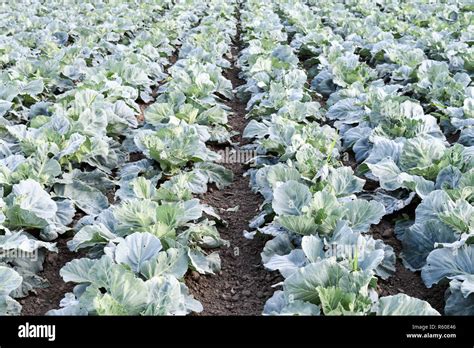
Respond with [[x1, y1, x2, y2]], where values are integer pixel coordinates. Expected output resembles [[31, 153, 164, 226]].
[[18, 236, 79, 315], [372, 218, 447, 314], [185, 10, 279, 315]]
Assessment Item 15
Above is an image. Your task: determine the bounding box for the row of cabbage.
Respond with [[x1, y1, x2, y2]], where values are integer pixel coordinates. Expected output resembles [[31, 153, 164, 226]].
[[0, 0, 182, 314], [273, 0, 474, 315], [238, 0, 440, 315], [0, 0, 237, 315], [47, 0, 239, 316]]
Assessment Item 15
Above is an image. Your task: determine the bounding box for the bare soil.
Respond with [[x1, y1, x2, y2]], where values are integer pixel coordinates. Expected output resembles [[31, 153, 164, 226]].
[[371, 219, 447, 313], [186, 162, 280, 315], [18, 237, 81, 315]]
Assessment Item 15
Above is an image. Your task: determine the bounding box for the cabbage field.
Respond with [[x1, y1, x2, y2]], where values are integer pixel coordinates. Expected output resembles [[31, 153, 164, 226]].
[[0, 0, 473, 317]]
